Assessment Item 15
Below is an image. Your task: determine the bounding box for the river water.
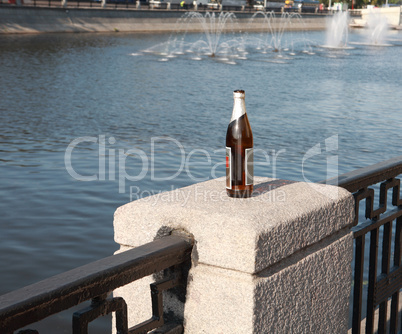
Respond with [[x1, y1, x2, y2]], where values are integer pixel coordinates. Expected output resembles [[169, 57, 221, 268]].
[[0, 25, 401, 332]]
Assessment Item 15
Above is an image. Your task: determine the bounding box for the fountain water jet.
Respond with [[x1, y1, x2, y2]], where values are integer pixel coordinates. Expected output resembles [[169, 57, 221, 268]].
[[247, 11, 310, 55], [365, 10, 391, 46], [141, 11, 314, 64], [137, 10, 398, 63], [142, 12, 246, 64], [323, 11, 351, 48]]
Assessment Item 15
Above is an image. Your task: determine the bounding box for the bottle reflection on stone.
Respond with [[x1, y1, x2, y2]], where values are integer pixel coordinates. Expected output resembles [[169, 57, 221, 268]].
[[226, 90, 253, 198]]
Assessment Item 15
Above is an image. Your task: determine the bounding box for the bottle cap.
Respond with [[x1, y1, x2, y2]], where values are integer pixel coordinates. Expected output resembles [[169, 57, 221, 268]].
[[233, 90, 245, 99]]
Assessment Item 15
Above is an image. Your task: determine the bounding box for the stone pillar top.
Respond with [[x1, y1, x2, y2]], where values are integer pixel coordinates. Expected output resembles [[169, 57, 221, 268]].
[[114, 177, 354, 274]]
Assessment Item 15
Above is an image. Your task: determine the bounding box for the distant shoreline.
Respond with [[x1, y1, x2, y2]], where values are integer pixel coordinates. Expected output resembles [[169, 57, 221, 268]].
[[0, 6, 331, 34]]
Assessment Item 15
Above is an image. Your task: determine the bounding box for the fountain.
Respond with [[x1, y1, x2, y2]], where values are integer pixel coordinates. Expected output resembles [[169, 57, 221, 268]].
[[135, 10, 395, 64], [138, 11, 315, 64], [365, 10, 391, 46], [244, 11, 314, 60], [323, 11, 350, 48], [142, 12, 246, 64], [248, 12, 298, 53], [347, 9, 392, 47]]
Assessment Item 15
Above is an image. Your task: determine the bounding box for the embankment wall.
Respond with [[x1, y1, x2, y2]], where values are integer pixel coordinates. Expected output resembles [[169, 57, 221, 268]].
[[0, 6, 328, 34]]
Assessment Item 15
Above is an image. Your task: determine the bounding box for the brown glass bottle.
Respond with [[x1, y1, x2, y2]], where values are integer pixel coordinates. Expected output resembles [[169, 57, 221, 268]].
[[226, 90, 253, 198]]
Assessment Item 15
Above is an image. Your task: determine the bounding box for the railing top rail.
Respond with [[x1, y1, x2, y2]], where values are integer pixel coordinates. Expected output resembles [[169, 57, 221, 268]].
[[0, 235, 193, 332], [321, 155, 402, 192]]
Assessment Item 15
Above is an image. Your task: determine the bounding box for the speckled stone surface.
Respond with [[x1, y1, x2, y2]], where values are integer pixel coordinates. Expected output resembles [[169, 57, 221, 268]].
[[114, 177, 354, 273]]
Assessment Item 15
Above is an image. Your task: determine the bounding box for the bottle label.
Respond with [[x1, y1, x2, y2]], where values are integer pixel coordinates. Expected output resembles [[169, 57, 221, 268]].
[[226, 147, 253, 189], [226, 146, 231, 189], [245, 148, 253, 186]]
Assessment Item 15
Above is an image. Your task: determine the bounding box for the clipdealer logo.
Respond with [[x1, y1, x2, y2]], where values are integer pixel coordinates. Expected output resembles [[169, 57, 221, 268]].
[[64, 135, 286, 194], [129, 184, 288, 206], [64, 134, 339, 198], [301, 134, 339, 199]]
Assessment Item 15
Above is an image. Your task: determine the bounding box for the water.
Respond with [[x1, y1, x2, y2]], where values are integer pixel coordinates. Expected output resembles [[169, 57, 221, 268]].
[[0, 26, 402, 332]]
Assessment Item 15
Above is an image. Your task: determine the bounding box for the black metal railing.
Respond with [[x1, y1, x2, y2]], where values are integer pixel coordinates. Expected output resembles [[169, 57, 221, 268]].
[[0, 0, 328, 13], [0, 234, 193, 334], [324, 155, 402, 334]]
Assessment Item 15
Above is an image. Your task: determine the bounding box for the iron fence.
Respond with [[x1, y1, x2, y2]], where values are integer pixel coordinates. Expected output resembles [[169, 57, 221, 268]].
[[324, 155, 402, 334], [0, 0, 145, 9], [0, 0, 330, 13], [0, 234, 193, 334]]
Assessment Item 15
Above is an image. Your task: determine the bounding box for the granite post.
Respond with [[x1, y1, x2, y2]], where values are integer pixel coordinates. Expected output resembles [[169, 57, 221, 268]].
[[113, 176, 354, 333]]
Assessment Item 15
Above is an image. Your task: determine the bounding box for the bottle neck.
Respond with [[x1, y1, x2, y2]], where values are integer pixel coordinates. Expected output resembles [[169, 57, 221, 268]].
[[230, 96, 246, 122]]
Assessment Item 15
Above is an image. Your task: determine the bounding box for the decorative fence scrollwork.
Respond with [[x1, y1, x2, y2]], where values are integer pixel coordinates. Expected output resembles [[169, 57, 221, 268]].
[[0, 234, 193, 334], [324, 155, 402, 334]]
